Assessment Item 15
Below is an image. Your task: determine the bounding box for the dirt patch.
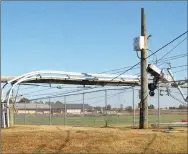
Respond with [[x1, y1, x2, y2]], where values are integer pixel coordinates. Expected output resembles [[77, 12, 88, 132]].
[[2, 125, 188, 153]]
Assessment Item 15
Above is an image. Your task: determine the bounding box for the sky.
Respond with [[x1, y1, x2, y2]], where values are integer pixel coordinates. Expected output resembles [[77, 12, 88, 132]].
[[1, 1, 188, 108]]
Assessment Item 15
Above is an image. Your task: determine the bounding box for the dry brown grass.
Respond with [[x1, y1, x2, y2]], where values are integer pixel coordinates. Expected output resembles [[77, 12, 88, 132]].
[[2, 125, 188, 153]]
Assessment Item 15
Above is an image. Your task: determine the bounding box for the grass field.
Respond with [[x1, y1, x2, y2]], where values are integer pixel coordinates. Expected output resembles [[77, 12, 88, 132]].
[[15, 114, 187, 127], [2, 125, 188, 153]]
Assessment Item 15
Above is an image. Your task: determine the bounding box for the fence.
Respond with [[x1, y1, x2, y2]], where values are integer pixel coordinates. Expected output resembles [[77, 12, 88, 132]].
[[13, 88, 187, 128]]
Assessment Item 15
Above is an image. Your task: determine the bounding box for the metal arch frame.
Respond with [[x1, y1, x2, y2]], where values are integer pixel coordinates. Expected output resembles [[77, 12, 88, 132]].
[[1, 70, 140, 128], [7, 71, 139, 83], [2, 76, 43, 127], [2, 71, 140, 102]]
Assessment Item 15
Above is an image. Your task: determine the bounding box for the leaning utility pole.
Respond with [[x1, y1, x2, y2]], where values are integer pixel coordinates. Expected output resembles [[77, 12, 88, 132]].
[[139, 8, 148, 129]]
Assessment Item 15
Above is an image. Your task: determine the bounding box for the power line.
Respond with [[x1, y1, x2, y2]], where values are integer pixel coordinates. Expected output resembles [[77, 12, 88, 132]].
[[28, 87, 132, 101], [173, 68, 188, 74], [158, 54, 187, 66], [171, 65, 187, 69], [135, 53, 187, 76], [15, 84, 98, 99], [159, 53, 187, 63], [22, 87, 54, 96], [21, 86, 95, 96], [169, 93, 187, 106], [148, 49, 158, 65], [110, 53, 187, 75], [18, 83, 61, 90], [170, 91, 186, 96], [99, 65, 132, 74], [90, 90, 128, 105], [110, 30, 188, 81], [154, 64, 187, 70], [24, 87, 93, 98], [12, 31, 188, 102], [158, 55, 187, 69], [65, 88, 135, 104], [102, 53, 187, 75], [29, 87, 136, 107], [157, 37, 187, 62], [24, 86, 100, 99], [16, 47, 188, 98], [90, 87, 137, 105], [17, 59, 187, 99], [23, 77, 188, 101]]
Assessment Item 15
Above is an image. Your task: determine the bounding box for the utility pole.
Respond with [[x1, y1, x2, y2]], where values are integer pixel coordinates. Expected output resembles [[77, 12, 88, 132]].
[[105, 90, 107, 116], [82, 93, 85, 117], [139, 8, 148, 129], [105, 90, 107, 127], [49, 97, 51, 125], [132, 87, 135, 127], [158, 87, 160, 128], [64, 95, 66, 126], [24, 100, 26, 125], [82, 93, 85, 126]]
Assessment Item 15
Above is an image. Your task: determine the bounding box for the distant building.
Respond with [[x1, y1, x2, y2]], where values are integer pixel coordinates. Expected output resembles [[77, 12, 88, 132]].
[[11, 103, 50, 114], [51, 103, 91, 114], [11, 103, 92, 114]]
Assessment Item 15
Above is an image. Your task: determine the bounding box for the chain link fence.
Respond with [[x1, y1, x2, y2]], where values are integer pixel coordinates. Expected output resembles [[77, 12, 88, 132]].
[[13, 88, 187, 128]]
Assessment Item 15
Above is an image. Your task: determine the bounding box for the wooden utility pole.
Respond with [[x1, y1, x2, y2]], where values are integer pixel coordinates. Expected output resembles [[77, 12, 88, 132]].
[[105, 90, 108, 127], [49, 97, 51, 125], [132, 87, 135, 127], [157, 87, 160, 128], [64, 96, 66, 126], [139, 8, 148, 129], [9, 106, 14, 127]]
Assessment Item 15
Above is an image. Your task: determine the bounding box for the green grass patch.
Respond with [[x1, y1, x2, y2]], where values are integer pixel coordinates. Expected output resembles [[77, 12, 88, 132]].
[[14, 114, 187, 127]]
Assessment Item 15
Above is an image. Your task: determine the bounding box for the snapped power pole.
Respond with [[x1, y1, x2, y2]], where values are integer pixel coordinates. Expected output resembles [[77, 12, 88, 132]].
[[139, 8, 148, 129]]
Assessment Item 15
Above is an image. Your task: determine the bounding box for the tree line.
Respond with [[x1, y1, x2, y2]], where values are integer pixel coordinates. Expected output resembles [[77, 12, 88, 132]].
[[169, 105, 187, 109], [11, 97, 63, 105], [12, 97, 187, 110]]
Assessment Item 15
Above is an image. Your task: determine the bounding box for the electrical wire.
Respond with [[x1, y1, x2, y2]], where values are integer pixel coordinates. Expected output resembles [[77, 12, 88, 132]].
[[23, 86, 100, 100], [24, 76, 188, 100], [25, 87, 94, 98], [18, 83, 60, 90], [22, 87, 59, 96], [63, 88, 135, 104], [148, 49, 158, 65], [21, 85, 97, 96], [101, 53, 187, 75], [169, 93, 187, 106], [110, 53, 188, 75], [28, 87, 137, 108], [158, 55, 188, 67], [171, 65, 188, 69], [170, 91, 186, 96], [23, 62, 187, 99], [135, 54, 187, 76], [102, 33, 187, 76], [90, 89, 130, 105], [109, 31, 188, 81], [173, 68, 188, 74], [9, 31, 188, 102], [157, 37, 187, 63], [28, 87, 133, 101]]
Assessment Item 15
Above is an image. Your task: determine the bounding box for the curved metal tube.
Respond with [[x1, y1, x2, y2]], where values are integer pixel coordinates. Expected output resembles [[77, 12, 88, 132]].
[[3, 70, 140, 128], [5, 76, 43, 127], [8, 70, 140, 83]]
